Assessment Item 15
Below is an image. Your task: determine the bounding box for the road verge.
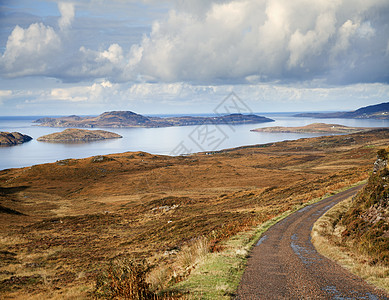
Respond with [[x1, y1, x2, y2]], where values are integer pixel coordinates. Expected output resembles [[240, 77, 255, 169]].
[[311, 194, 389, 293]]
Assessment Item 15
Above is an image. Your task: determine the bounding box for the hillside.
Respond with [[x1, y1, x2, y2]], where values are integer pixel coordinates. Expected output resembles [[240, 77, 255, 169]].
[[0, 132, 32, 146], [37, 129, 122, 142], [294, 102, 389, 119], [311, 149, 389, 292], [339, 149, 389, 265], [251, 123, 372, 134], [34, 111, 274, 128], [1, 129, 389, 298]]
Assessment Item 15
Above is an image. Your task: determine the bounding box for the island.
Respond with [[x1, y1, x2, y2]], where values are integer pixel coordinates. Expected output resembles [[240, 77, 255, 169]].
[[34, 111, 274, 128], [0, 131, 32, 146], [294, 101, 389, 119], [251, 123, 372, 134], [37, 128, 122, 143]]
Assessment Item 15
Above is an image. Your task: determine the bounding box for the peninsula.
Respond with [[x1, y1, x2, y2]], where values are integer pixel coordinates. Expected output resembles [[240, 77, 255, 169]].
[[251, 123, 372, 134], [294, 101, 389, 119], [37, 129, 122, 142], [34, 111, 274, 128], [0, 131, 32, 146]]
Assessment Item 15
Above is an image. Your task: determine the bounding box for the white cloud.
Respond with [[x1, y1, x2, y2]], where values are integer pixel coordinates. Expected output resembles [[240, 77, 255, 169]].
[[288, 12, 337, 68], [357, 21, 375, 39], [0, 90, 12, 104], [58, 2, 75, 31], [0, 23, 61, 77], [0, 1, 75, 78], [50, 81, 115, 102], [1, 77, 388, 115], [331, 20, 359, 58], [97, 44, 124, 64], [0, 90, 12, 98], [69, 44, 126, 80]]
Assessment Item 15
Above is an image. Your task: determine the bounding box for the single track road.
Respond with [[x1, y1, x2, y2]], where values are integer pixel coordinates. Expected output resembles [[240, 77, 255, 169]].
[[235, 185, 389, 299]]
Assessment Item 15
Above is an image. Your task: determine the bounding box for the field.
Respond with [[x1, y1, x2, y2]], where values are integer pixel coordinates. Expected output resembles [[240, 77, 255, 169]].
[[1, 129, 389, 298]]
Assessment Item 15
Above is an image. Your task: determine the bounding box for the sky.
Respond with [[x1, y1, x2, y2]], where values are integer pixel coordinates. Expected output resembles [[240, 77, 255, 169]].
[[0, 0, 389, 116]]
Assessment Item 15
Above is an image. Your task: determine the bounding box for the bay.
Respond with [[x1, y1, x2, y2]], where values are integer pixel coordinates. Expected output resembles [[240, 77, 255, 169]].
[[0, 113, 388, 170]]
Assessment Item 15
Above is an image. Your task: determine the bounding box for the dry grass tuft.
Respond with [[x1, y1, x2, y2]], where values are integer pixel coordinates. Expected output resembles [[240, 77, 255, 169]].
[[94, 257, 157, 300], [176, 237, 209, 270]]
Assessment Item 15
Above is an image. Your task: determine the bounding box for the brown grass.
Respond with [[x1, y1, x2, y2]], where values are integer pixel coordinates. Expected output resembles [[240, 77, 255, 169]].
[[94, 257, 156, 299], [1, 129, 389, 298]]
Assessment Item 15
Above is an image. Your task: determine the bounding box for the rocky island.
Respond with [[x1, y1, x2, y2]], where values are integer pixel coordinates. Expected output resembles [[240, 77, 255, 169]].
[[0, 131, 32, 146], [34, 111, 274, 128], [294, 101, 389, 119], [251, 123, 372, 134], [37, 129, 122, 142]]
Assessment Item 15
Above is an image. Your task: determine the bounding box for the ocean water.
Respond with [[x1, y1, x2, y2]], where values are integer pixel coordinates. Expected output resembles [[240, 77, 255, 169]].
[[1, 113, 388, 170]]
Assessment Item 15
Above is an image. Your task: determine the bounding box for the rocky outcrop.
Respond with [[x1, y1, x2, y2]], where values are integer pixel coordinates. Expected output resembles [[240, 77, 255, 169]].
[[0, 132, 32, 146], [373, 149, 388, 173], [37, 129, 122, 143]]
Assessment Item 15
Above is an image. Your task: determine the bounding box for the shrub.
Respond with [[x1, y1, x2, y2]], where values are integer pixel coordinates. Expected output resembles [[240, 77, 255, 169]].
[[94, 257, 157, 299]]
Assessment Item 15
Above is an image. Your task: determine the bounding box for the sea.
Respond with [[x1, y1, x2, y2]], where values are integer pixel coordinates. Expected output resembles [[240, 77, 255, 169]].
[[1, 113, 388, 170]]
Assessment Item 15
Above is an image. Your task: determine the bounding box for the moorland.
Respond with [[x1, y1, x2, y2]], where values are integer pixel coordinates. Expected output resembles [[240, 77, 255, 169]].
[[1, 129, 389, 298]]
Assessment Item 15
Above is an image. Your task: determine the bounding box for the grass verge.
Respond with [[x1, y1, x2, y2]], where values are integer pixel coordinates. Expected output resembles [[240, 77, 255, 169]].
[[169, 181, 367, 299], [311, 195, 389, 293]]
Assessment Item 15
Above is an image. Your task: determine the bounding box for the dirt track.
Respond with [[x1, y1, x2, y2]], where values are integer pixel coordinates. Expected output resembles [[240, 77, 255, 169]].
[[235, 185, 389, 299]]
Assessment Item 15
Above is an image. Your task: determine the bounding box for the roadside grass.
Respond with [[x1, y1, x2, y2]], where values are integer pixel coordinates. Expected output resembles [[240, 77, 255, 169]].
[[312, 195, 389, 293], [169, 181, 367, 299]]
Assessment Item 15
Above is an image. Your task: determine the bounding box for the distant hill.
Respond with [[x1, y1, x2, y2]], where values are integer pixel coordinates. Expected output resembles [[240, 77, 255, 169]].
[[294, 102, 389, 119], [251, 123, 373, 134], [34, 111, 274, 128], [0, 132, 32, 146], [37, 129, 122, 142]]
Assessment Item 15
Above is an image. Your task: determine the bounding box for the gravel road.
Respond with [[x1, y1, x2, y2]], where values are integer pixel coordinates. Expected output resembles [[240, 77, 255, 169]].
[[235, 185, 389, 299]]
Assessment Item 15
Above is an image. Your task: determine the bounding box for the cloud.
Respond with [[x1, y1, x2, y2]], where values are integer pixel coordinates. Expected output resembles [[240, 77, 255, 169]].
[[0, 90, 12, 104], [0, 23, 61, 77], [331, 20, 359, 58], [0, 2, 76, 78], [0, 90, 12, 98], [58, 2, 75, 31], [2, 79, 388, 116], [128, 0, 389, 84], [59, 44, 126, 81], [1, 0, 388, 86], [50, 80, 115, 102]]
